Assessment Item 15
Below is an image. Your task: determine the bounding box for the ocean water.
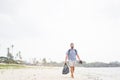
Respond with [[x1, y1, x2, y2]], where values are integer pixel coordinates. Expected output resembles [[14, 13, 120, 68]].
[[75, 67, 120, 80]]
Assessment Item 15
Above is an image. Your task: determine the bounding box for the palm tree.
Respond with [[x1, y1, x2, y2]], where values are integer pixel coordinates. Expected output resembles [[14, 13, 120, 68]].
[[18, 51, 22, 60], [15, 53, 19, 60], [15, 51, 22, 60], [11, 45, 14, 58]]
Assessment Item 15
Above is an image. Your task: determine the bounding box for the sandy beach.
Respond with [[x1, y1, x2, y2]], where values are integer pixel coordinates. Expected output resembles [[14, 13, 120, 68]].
[[0, 67, 120, 80]]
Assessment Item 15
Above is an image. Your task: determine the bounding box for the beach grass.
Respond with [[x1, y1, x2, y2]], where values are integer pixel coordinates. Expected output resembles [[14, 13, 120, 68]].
[[0, 64, 26, 69]]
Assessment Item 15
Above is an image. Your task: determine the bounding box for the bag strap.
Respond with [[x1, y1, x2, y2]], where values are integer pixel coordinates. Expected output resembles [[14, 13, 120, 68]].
[[68, 49, 77, 56]]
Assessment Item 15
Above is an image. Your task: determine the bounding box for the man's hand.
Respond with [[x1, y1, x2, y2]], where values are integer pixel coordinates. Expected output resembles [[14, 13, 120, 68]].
[[79, 60, 82, 64]]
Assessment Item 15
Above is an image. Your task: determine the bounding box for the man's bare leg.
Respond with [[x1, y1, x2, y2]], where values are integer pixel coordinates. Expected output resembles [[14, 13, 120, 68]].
[[73, 66, 75, 72], [70, 66, 74, 78]]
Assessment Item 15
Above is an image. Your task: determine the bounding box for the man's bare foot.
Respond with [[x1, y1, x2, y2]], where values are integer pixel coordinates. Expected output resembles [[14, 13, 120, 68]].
[[71, 74, 74, 78]]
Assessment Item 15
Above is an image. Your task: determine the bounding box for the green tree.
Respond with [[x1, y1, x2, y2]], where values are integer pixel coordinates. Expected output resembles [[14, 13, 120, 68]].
[[7, 48, 13, 59], [42, 58, 47, 65]]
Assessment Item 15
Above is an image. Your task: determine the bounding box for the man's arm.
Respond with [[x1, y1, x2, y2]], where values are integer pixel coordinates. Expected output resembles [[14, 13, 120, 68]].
[[76, 54, 80, 61], [65, 54, 68, 63], [76, 54, 82, 64]]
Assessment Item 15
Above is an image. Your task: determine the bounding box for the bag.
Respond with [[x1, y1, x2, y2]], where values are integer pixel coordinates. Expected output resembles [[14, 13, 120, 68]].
[[62, 63, 69, 74]]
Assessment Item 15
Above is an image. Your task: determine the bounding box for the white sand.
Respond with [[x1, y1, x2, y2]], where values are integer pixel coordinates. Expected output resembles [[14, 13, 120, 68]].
[[0, 67, 120, 80]]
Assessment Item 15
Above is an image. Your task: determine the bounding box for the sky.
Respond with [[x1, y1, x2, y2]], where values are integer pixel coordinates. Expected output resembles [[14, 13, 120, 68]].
[[0, 0, 120, 63]]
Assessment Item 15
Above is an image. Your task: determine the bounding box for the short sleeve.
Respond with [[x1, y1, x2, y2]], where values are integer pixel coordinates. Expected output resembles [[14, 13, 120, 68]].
[[75, 49, 78, 55], [66, 49, 70, 55]]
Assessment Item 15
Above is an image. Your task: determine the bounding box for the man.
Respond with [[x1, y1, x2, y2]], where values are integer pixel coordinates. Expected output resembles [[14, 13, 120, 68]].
[[65, 43, 81, 78]]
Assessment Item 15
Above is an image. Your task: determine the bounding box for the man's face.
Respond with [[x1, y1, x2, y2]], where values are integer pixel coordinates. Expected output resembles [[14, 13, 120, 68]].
[[70, 43, 74, 49]]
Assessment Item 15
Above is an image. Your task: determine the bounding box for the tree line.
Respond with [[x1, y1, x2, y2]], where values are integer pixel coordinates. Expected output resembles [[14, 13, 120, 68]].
[[26, 58, 120, 67], [0, 45, 22, 64]]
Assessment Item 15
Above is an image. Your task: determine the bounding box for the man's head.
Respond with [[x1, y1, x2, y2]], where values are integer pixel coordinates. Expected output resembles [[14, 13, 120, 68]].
[[70, 43, 74, 49]]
